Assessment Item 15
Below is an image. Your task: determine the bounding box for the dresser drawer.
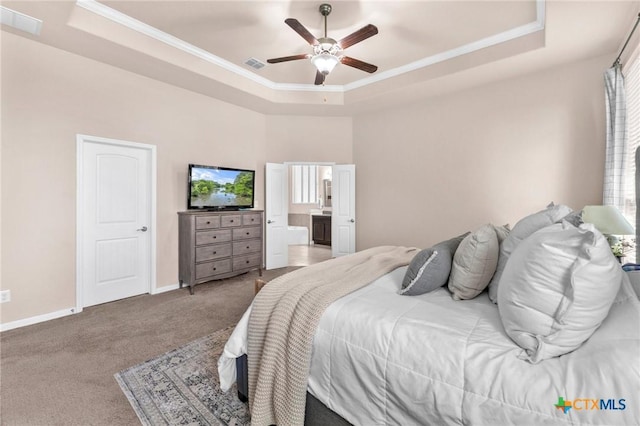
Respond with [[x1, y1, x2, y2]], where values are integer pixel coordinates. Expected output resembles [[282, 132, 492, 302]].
[[243, 213, 262, 226], [195, 229, 232, 246], [233, 253, 262, 271], [195, 243, 232, 262], [195, 215, 220, 230], [221, 215, 242, 227], [233, 226, 261, 240], [233, 239, 261, 256], [195, 259, 232, 280]]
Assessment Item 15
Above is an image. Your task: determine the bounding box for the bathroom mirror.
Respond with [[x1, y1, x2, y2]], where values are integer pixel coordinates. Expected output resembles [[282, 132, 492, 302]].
[[323, 179, 332, 207]]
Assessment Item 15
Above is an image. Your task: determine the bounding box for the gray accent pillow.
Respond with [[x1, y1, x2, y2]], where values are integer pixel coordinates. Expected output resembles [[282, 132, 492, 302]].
[[399, 233, 468, 296]]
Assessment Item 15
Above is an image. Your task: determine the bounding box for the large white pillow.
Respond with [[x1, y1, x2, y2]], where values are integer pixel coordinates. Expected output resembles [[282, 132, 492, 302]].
[[448, 224, 499, 300], [498, 222, 623, 363], [488, 203, 573, 303]]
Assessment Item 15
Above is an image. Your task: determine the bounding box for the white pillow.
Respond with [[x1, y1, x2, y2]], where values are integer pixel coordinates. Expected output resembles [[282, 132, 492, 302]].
[[488, 203, 573, 303], [498, 222, 623, 363], [492, 223, 510, 244], [448, 224, 499, 300]]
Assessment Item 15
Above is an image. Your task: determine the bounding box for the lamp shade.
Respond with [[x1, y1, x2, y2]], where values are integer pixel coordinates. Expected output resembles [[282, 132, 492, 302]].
[[582, 205, 635, 235], [311, 53, 339, 75]]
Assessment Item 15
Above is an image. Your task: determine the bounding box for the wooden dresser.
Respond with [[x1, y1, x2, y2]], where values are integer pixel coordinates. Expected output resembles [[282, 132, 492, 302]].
[[178, 210, 263, 294]]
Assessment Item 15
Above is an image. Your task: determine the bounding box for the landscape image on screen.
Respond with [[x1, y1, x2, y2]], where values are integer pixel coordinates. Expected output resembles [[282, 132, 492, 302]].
[[190, 167, 253, 208]]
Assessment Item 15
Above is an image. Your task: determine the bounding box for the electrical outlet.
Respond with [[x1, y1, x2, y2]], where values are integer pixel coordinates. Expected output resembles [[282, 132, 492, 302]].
[[0, 290, 11, 303]]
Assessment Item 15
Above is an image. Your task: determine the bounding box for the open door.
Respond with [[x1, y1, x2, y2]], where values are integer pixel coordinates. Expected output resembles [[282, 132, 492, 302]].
[[265, 163, 288, 269], [332, 164, 356, 257]]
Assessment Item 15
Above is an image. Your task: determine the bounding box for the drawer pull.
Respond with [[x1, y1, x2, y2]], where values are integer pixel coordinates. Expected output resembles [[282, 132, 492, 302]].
[[246, 232, 250, 235], [230, 219, 234, 223], [213, 236, 217, 239], [251, 218, 255, 221], [246, 246, 250, 249], [246, 260, 250, 264], [213, 251, 217, 255], [213, 267, 217, 271], [206, 221, 210, 224]]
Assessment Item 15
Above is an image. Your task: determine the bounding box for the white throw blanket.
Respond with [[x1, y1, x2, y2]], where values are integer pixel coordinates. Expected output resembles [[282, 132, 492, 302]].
[[247, 246, 418, 426]]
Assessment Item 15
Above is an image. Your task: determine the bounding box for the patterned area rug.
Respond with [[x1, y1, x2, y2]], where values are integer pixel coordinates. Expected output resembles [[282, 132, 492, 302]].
[[115, 326, 250, 426]]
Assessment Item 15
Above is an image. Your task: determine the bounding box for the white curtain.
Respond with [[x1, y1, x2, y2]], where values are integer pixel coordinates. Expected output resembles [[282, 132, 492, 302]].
[[636, 146, 640, 262], [603, 64, 627, 210]]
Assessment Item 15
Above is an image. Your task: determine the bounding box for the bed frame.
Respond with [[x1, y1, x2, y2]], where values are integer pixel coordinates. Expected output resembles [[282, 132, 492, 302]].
[[236, 354, 351, 425]]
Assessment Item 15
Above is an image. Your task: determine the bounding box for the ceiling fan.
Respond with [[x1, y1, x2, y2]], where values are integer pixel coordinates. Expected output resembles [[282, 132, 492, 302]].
[[267, 3, 379, 85]]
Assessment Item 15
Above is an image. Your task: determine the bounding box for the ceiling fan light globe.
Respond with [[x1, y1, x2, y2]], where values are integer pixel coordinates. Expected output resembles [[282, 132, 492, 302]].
[[311, 53, 339, 75]]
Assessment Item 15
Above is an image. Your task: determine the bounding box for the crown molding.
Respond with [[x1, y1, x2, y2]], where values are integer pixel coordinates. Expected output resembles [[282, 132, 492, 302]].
[[76, 0, 545, 94]]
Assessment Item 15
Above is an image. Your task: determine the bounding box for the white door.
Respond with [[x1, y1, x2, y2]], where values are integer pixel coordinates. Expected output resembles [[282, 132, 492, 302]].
[[265, 163, 288, 269], [78, 135, 153, 307], [332, 164, 356, 257]]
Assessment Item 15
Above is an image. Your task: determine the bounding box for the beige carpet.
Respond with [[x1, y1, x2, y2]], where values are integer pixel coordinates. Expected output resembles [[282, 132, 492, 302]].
[[0, 268, 294, 425]]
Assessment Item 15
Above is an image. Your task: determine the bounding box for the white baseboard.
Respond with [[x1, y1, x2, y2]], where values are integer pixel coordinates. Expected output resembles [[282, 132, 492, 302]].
[[152, 283, 180, 294], [1, 307, 77, 332], [1, 285, 182, 332]]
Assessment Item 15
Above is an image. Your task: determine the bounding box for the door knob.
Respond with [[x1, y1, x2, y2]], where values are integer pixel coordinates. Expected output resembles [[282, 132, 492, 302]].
[[267, 220, 275, 224], [349, 219, 355, 223], [137, 226, 148, 232]]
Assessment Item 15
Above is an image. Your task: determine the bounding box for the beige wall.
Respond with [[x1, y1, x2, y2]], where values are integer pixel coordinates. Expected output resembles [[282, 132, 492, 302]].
[[265, 115, 352, 165], [1, 33, 354, 325], [1, 33, 268, 323], [265, 116, 352, 217], [353, 54, 609, 250], [0, 33, 613, 326]]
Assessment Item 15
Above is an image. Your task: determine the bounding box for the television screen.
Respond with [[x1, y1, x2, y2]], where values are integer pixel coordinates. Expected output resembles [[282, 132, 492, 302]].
[[188, 164, 255, 210]]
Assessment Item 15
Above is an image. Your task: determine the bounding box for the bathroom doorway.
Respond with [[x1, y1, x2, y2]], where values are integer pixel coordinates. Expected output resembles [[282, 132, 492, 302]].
[[287, 164, 333, 266], [264, 162, 356, 269]]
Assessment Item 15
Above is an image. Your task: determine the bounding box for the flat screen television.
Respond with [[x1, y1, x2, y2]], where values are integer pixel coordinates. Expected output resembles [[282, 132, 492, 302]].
[[188, 164, 255, 210]]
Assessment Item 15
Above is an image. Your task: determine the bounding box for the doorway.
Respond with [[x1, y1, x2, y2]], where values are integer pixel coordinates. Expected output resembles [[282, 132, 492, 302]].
[[76, 134, 156, 310], [290, 164, 332, 266], [265, 162, 355, 270]]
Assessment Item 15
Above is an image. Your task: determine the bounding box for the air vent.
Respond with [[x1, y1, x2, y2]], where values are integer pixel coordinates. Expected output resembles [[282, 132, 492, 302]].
[[244, 57, 266, 70], [1, 6, 42, 36]]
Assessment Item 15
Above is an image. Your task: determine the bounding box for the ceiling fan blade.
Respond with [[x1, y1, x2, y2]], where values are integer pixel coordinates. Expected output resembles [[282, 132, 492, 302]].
[[337, 24, 378, 49], [341, 56, 378, 73], [314, 71, 325, 86], [267, 54, 310, 64], [285, 18, 318, 46]]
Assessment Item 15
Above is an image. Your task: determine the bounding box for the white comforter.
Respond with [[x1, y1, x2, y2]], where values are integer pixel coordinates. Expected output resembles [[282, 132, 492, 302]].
[[219, 266, 640, 425]]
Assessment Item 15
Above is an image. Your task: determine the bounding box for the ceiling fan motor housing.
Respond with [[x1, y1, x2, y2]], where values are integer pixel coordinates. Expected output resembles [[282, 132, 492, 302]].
[[316, 37, 340, 55], [319, 3, 332, 17]]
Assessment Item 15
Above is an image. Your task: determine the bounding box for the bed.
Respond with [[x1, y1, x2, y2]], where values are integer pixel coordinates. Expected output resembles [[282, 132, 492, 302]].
[[218, 212, 640, 425]]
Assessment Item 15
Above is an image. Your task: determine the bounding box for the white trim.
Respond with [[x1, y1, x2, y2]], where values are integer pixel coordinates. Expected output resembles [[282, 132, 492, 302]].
[[76, 134, 157, 313], [0, 308, 76, 332], [75, 0, 546, 93], [284, 161, 336, 166], [1, 282, 175, 331], [76, 136, 85, 314], [345, 11, 546, 91], [152, 283, 180, 295], [75, 0, 277, 89], [0, 5, 42, 36]]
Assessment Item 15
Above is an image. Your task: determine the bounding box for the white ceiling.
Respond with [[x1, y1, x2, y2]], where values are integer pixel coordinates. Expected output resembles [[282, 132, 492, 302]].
[[1, 1, 638, 115]]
